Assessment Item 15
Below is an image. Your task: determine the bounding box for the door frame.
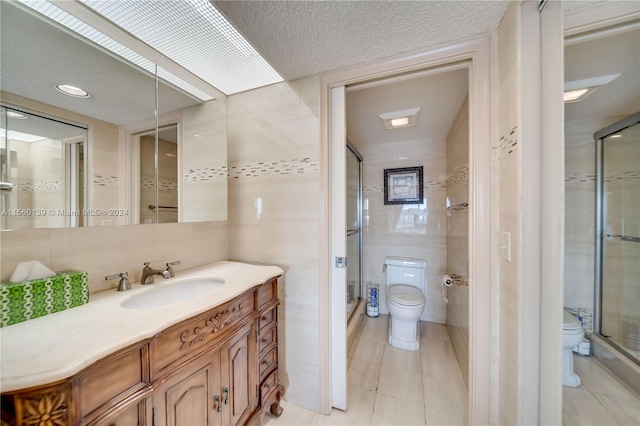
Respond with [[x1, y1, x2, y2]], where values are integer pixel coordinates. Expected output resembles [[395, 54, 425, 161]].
[[319, 35, 493, 423]]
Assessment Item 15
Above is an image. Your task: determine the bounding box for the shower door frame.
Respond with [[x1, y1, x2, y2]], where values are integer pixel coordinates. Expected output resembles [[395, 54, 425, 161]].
[[346, 141, 363, 324], [594, 111, 640, 364]]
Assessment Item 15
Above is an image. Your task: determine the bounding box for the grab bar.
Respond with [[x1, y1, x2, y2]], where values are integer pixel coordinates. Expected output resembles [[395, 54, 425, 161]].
[[606, 234, 640, 243], [148, 205, 178, 211]]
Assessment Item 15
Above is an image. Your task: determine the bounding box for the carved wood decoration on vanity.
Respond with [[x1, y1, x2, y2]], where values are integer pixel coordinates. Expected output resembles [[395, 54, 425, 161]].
[[1, 277, 284, 426]]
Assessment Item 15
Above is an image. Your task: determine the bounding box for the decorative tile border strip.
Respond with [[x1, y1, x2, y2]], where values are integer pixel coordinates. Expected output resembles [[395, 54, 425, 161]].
[[17, 181, 62, 191], [93, 175, 119, 187], [603, 171, 640, 182], [184, 166, 227, 181], [229, 158, 319, 179], [140, 178, 178, 191], [446, 164, 469, 188], [565, 173, 596, 184], [498, 126, 518, 159], [565, 171, 639, 184]]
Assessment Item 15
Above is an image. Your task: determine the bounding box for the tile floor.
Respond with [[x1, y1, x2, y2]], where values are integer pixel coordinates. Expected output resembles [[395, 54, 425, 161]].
[[263, 314, 640, 425], [264, 314, 468, 425], [563, 354, 640, 425]]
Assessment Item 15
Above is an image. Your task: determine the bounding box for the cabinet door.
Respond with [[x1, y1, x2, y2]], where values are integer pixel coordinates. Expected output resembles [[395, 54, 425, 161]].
[[220, 322, 258, 425], [153, 360, 219, 426]]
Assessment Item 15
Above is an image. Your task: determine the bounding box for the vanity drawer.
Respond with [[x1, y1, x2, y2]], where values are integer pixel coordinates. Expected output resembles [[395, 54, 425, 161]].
[[256, 278, 277, 309], [77, 343, 149, 418], [151, 292, 254, 377], [259, 322, 277, 355], [259, 347, 277, 380], [259, 308, 276, 331], [259, 369, 278, 403]]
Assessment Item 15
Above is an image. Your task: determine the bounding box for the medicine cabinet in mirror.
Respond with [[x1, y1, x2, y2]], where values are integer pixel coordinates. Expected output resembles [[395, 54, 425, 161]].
[[0, 0, 227, 230]]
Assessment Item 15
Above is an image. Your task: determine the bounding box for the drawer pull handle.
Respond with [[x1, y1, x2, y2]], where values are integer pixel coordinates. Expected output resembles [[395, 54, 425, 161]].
[[222, 387, 229, 405], [262, 338, 272, 345], [214, 394, 221, 412], [264, 382, 272, 390], [261, 315, 271, 322], [262, 360, 272, 368]]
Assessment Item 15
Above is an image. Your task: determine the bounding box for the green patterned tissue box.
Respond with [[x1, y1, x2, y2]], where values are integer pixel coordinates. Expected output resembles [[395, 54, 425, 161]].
[[0, 270, 89, 327]]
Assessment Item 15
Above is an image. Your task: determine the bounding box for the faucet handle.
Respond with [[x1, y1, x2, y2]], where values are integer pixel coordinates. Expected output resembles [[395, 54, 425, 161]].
[[165, 260, 181, 278], [143, 262, 151, 268], [105, 272, 131, 291]]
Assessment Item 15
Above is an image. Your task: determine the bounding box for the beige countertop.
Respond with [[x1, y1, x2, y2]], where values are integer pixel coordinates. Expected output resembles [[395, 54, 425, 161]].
[[0, 261, 283, 393]]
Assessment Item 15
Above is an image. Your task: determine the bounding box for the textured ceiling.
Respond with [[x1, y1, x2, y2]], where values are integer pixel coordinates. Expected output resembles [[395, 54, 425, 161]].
[[212, 0, 510, 81], [346, 68, 468, 149]]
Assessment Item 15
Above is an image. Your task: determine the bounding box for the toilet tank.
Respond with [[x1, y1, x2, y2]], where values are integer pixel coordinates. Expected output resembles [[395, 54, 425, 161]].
[[384, 256, 427, 292]]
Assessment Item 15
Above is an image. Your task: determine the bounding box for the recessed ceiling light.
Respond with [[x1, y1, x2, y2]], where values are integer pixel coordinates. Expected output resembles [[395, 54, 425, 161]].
[[379, 108, 421, 129], [564, 74, 620, 103], [6, 111, 28, 119], [55, 84, 90, 98], [563, 88, 589, 102]]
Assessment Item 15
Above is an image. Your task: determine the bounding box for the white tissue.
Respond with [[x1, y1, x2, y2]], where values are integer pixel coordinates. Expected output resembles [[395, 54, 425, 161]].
[[10, 261, 56, 283]]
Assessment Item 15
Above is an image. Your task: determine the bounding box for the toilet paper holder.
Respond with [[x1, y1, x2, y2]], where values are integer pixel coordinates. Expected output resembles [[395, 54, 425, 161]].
[[443, 274, 469, 287]]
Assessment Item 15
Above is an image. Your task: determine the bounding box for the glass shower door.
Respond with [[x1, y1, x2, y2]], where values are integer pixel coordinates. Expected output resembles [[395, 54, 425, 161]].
[[346, 144, 362, 322], [598, 114, 640, 363]]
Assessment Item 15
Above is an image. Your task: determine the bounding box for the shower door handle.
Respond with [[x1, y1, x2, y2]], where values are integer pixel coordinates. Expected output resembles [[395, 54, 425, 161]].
[[606, 234, 640, 243], [347, 228, 360, 237]]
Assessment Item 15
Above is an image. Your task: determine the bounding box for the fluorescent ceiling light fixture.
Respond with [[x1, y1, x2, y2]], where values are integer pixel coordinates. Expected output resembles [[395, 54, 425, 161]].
[[79, 0, 283, 95], [55, 84, 90, 98], [6, 111, 28, 119], [563, 88, 588, 102], [564, 74, 620, 103], [379, 108, 421, 129], [3, 130, 47, 143], [17, 0, 214, 101], [609, 134, 623, 139]]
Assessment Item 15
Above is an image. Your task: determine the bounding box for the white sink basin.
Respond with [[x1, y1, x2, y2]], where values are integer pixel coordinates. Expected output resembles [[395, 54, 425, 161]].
[[121, 277, 225, 309]]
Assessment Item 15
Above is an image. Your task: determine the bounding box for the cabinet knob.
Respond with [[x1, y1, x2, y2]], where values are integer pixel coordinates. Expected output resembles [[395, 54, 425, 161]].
[[263, 338, 272, 345]]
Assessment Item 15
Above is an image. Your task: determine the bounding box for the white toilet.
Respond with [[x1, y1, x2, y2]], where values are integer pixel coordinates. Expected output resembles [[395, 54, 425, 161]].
[[562, 311, 585, 387], [384, 256, 427, 351]]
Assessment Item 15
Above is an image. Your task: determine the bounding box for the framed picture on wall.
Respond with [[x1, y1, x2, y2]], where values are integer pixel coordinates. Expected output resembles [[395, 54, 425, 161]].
[[383, 166, 423, 205]]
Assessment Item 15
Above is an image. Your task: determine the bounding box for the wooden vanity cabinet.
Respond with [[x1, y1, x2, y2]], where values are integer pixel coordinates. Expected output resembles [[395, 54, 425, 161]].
[[1, 277, 283, 426]]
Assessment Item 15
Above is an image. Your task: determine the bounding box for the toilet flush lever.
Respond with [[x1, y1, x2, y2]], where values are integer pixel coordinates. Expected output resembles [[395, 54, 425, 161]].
[[335, 257, 347, 268]]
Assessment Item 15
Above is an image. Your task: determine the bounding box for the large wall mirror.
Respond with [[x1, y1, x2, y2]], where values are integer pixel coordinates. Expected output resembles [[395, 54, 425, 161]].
[[0, 1, 227, 230]]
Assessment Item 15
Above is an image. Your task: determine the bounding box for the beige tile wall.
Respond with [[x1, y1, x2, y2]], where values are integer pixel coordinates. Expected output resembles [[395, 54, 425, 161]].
[[497, 3, 520, 424], [0, 221, 229, 292], [226, 77, 322, 412], [445, 94, 470, 386], [359, 138, 448, 324], [564, 117, 624, 317]]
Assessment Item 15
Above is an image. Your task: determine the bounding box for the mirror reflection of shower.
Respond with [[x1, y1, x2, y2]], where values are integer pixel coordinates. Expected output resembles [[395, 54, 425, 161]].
[[596, 112, 640, 364], [135, 124, 179, 224], [1, 106, 87, 230]]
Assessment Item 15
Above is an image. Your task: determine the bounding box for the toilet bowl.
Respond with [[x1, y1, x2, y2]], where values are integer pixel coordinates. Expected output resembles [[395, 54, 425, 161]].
[[384, 257, 427, 351], [563, 311, 585, 387]]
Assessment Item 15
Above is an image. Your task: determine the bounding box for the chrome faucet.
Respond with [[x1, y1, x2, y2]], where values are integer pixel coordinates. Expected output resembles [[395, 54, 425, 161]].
[[165, 260, 181, 278], [141, 262, 171, 284]]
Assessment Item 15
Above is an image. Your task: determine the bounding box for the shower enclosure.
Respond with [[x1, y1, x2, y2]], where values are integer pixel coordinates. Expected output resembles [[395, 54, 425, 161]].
[[595, 112, 640, 364], [1, 105, 87, 230], [346, 142, 363, 322]]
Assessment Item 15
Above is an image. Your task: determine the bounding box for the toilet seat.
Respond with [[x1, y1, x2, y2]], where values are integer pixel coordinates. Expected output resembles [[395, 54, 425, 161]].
[[388, 284, 425, 306], [563, 312, 583, 332]]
